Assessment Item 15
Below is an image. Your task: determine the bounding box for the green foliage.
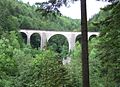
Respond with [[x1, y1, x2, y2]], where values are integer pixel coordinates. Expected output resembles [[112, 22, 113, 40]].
[[68, 40, 104, 87], [0, 31, 72, 87], [0, 0, 80, 33], [1, 0, 120, 87], [96, 2, 120, 87], [67, 42, 82, 87], [30, 33, 41, 49], [1, 31, 104, 87], [47, 34, 69, 58], [0, 31, 20, 87], [18, 50, 72, 87], [0, 0, 19, 32], [89, 38, 104, 87], [88, 4, 112, 32], [0, 1, 80, 86]]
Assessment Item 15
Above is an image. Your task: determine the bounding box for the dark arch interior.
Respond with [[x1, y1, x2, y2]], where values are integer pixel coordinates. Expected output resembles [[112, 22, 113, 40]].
[[47, 34, 69, 57], [76, 34, 82, 44], [89, 35, 97, 41], [20, 32, 27, 44], [30, 33, 41, 49]]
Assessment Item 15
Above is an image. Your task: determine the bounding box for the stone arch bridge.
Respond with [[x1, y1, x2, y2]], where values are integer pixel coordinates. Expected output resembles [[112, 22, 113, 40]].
[[20, 29, 99, 51]]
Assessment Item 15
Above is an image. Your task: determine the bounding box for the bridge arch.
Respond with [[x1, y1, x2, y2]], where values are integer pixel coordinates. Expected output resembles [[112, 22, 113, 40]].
[[30, 33, 41, 49], [75, 34, 82, 44], [47, 34, 69, 55], [46, 32, 74, 51], [20, 32, 27, 44], [88, 32, 99, 40], [46, 33, 69, 42], [89, 34, 97, 41]]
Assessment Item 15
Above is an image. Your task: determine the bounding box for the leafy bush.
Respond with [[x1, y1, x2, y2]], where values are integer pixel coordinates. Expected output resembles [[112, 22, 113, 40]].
[[18, 50, 72, 87]]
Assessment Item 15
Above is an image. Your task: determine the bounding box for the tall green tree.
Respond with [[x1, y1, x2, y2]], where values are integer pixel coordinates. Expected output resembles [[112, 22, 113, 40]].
[[96, 1, 120, 87]]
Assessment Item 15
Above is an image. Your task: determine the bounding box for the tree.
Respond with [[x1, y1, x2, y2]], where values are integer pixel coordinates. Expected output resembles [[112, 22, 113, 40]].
[[36, 0, 89, 86], [18, 50, 72, 87], [80, 0, 89, 86], [96, 2, 120, 86]]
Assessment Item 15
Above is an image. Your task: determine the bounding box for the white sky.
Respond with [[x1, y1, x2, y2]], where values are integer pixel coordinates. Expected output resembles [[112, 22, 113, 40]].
[[22, 0, 110, 19]]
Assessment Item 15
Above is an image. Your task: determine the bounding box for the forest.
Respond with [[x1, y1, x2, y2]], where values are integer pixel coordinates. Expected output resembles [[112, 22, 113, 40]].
[[0, 0, 120, 87]]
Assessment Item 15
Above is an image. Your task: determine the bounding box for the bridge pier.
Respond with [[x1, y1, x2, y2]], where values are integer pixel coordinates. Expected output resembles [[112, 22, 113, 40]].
[[68, 34, 76, 51], [27, 34, 31, 45], [41, 32, 47, 49]]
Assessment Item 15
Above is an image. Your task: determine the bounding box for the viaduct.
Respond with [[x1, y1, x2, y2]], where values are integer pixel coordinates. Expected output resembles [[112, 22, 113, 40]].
[[20, 29, 99, 51]]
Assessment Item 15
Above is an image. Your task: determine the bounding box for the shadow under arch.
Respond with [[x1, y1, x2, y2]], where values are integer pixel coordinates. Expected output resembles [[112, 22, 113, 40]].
[[30, 33, 41, 49], [76, 34, 82, 44], [20, 32, 27, 44], [47, 34, 69, 57], [89, 34, 97, 41]]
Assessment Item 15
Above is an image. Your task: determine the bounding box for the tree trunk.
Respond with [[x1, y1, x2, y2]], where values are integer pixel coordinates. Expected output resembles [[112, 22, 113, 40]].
[[80, 0, 90, 87]]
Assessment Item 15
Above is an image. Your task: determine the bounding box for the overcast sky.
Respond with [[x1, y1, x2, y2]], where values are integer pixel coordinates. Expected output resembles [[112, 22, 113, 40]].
[[23, 0, 110, 19]]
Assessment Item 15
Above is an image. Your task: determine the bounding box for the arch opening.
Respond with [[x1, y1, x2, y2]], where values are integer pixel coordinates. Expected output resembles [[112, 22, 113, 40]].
[[76, 34, 82, 44], [30, 33, 41, 49], [47, 34, 69, 58], [20, 32, 27, 44], [89, 35, 97, 41]]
